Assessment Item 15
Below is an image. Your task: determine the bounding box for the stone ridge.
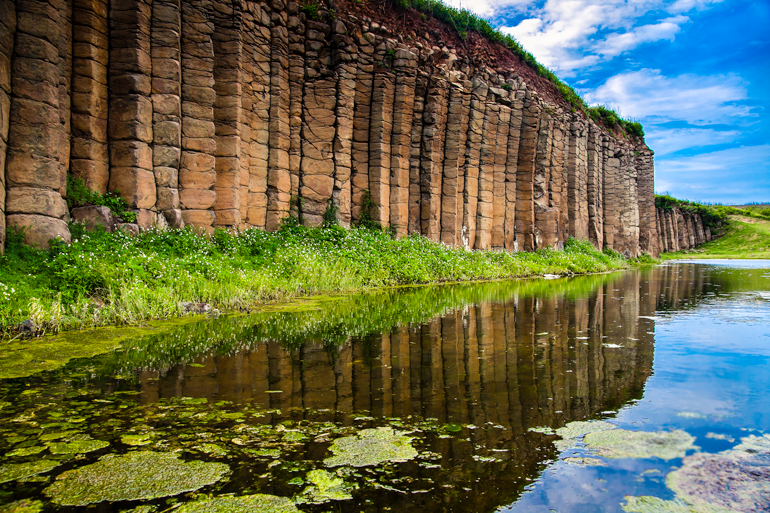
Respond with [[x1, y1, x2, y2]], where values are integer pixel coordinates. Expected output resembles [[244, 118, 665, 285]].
[[656, 207, 712, 253], [0, 0, 658, 258]]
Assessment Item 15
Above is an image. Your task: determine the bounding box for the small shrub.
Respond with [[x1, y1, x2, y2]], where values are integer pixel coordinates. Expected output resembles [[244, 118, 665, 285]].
[[67, 176, 137, 223], [301, 0, 320, 20]]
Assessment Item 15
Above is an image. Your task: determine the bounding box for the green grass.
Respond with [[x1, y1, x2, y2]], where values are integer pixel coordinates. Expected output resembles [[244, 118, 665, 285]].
[[661, 216, 770, 260], [0, 222, 649, 337]]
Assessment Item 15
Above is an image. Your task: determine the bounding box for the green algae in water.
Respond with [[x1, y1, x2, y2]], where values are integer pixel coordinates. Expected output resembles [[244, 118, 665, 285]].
[[46, 439, 109, 455], [0, 460, 59, 484], [121, 434, 153, 446], [296, 469, 355, 505], [39, 430, 80, 441], [324, 427, 417, 468], [665, 434, 770, 513], [44, 451, 230, 506], [176, 494, 300, 512], [0, 499, 44, 513], [555, 420, 617, 440], [622, 495, 733, 513], [442, 423, 463, 433], [562, 456, 607, 467], [584, 429, 697, 460], [6, 446, 46, 457], [528, 426, 556, 435], [194, 444, 228, 457], [282, 431, 307, 443]]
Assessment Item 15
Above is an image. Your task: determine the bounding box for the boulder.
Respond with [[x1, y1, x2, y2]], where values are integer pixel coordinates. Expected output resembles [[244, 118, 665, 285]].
[[70, 205, 115, 232]]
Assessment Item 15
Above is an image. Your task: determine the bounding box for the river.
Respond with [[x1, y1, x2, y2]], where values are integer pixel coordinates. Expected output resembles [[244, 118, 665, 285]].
[[1, 261, 768, 512]]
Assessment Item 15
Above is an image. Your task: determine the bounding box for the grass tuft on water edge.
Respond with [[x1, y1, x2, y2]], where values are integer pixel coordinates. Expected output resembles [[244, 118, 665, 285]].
[[0, 222, 649, 337]]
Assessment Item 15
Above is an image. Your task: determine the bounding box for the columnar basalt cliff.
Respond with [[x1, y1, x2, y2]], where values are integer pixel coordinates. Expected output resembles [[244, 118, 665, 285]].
[[655, 207, 712, 253], [0, 0, 657, 257]]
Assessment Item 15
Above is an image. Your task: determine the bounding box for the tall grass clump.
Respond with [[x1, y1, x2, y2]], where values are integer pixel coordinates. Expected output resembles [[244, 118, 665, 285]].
[[0, 220, 641, 336]]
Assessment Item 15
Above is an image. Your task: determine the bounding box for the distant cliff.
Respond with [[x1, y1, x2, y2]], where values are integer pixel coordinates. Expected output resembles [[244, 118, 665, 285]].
[[0, 0, 657, 257]]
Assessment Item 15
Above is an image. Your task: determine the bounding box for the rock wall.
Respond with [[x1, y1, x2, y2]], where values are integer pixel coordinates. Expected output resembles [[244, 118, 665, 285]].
[[655, 207, 711, 253], [0, 0, 656, 257]]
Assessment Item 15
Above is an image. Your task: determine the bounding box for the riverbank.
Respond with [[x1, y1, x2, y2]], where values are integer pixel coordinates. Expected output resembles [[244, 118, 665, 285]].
[[0, 222, 652, 337], [661, 215, 770, 260]]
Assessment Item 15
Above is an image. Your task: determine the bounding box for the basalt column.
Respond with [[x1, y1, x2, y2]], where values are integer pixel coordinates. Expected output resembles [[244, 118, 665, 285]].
[[439, 77, 469, 246], [179, 1, 216, 231], [5, 0, 70, 248], [421, 72, 448, 241], [390, 48, 417, 237], [548, 112, 568, 247], [586, 122, 603, 249], [332, 19, 358, 227], [288, 6, 304, 200], [265, 6, 291, 231], [109, 0, 156, 224], [637, 149, 657, 256], [350, 28, 373, 224], [0, 0, 13, 252], [515, 92, 540, 252], [70, 0, 109, 195], [151, 0, 183, 228], [301, 19, 337, 226], [491, 101, 510, 249], [504, 91, 523, 251], [567, 116, 588, 241], [534, 106, 556, 249], [212, 1, 244, 229], [461, 78, 487, 247], [367, 38, 395, 228], [602, 137, 619, 249], [408, 71, 427, 234], [475, 98, 497, 249]]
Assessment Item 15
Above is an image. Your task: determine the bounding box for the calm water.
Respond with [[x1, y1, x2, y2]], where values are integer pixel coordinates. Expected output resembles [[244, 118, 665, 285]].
[[0, 262, 768, 511]]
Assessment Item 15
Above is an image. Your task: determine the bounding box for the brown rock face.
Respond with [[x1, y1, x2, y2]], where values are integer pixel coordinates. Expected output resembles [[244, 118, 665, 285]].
[[0, 0, 657, 256]]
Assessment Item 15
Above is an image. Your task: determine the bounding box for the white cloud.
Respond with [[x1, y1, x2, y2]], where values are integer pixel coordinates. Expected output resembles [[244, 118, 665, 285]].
[[645, 128, 740, 156], [593, 16, 687, 57], [584, 69, 752, 125], [655, 145, 770, 203]]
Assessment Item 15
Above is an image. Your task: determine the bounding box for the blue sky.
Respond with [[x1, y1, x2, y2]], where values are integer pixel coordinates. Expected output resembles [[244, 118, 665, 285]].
[[446, 0, 769, 204]]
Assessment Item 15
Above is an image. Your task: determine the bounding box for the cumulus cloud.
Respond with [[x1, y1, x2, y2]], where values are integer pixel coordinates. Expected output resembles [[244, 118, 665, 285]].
[[584, 69, 751, 125], [645, 128, 741, 156]]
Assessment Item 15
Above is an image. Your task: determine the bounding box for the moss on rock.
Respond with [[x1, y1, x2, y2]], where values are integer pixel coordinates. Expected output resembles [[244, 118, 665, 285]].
[[0, 460, 59, 484], [584, 429, 697, 460], [324, 427, 417, 468], [44, 451, 229, 506]]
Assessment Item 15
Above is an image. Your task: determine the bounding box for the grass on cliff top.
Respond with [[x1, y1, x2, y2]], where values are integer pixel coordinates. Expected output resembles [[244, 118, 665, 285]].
[[661, 216, 770, 260], [0, 220, 645, 336]]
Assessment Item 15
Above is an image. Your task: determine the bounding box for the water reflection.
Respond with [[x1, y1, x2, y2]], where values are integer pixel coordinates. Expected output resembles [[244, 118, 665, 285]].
[[1, 264, 767, 512]]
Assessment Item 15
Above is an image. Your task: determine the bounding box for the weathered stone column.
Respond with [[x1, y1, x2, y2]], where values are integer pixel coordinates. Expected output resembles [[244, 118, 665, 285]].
[[151, 0, 182, 228], [475, 99, 497, 249], [351, 27, 373, 224], [390, 48, 416, 237], [587, 121, 603, 248], [491, 97, 510, 249], [0, 0, 14, 252], [243, 2, 270, 229], [109, 0, 156, 225], [70, 0, 108, 195], [408, 71, 427, 234], [212, 0, 244, 229], [301, 19, 336, 226], [567, 115, 588, 240], [534, 105, 554, 249], [602, 136, 618, 249], [438, 77, 467, 245], [637, 148, 656, 256], [504, 90, 523, 251], [265, 4, 291, 231], [5, 0, 70, 248], [180, 0, 216, 232], [420, 71, 448, 241], [332, 19, 357, 227], [368, 37, 395, 228], [515, 92, 540, 252], [288, 3, 304, 200]]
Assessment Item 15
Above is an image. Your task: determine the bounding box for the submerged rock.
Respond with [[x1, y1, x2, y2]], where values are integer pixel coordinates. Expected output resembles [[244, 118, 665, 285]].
[[0, 460, 59, 484], [44, 451, 229, 506], [324, 427, 418, 468], [176, 494, 300, 512], [666, 434, 770, 513], [584, 429, 697, 460], [296, 469, 355, 504]]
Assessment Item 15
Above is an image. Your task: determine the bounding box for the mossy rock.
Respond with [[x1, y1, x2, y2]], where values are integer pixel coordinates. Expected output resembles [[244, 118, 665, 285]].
[[44, 451, 229, 506], [121, 434, 153, 446], [324, 427, 417, 468], [0, 499, 44, 513], [0, 460, 59, 484], [46, 439, 109, 455], [176, 494, 300, 512], [296, 469, 354, 504], [584, 429, 696, 460], [6, 446, 46, 457]]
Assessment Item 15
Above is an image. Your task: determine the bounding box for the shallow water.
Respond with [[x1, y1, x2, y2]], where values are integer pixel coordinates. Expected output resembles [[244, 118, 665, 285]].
[[1, 262, 768, 512]]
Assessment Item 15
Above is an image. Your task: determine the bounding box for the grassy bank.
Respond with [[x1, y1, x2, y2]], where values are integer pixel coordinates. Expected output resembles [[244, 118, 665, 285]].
[[661, 216, 770, 260], [0, 222, 649, 337]]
